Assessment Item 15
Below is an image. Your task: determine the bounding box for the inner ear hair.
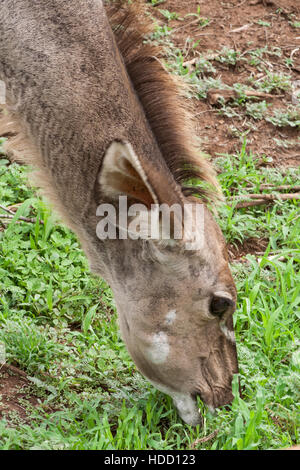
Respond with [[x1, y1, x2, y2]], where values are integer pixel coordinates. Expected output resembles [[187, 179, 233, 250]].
[[98, 140, 158, 207]]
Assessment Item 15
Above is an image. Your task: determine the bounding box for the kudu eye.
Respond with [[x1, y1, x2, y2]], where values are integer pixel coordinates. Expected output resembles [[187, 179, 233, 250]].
[[210, 294, 235, 317]]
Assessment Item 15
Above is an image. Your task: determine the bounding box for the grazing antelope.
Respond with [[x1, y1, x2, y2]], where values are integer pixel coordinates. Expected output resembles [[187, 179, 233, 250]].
[[0, 0, 239, 425]]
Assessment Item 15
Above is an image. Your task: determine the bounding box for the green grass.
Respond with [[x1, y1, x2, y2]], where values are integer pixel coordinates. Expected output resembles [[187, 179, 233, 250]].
[[0, 143, 299, 450]]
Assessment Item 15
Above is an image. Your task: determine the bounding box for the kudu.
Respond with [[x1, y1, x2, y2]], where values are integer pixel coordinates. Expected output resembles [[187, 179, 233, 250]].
[[0, 0, 239, 425]]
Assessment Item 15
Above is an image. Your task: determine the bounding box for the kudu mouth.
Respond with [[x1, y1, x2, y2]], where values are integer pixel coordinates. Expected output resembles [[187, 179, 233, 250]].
[[192, 316, 239, 412], [147, 316, 239, 426], [115, 288, 239, 426]]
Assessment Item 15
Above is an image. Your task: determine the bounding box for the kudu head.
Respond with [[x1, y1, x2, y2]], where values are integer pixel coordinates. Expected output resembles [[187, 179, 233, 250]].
[[0, 0, 239, 426], [88, 140, 238, 426]]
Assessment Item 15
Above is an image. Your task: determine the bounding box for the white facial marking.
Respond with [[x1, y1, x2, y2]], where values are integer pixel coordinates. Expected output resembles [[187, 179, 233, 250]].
[[220, 324, 236, 344], [165, 309, 176, 325], [149, 381, 202, 426], [146, 332, 169, 364]]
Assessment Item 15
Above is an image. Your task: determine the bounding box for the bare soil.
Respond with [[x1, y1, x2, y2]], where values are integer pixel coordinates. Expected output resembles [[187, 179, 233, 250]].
[[0, 364, 41, 424], [228, 237, 269, 261], [152, 0, 300, 166]]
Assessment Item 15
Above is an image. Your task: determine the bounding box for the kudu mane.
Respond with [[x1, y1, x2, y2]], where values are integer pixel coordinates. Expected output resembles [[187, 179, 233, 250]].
[[106, 1, 220, 203]]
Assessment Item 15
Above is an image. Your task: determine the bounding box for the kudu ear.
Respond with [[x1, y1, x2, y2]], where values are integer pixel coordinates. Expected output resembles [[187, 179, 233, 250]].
[[98, 141, 159, 207], [98, 140, 189, 244]]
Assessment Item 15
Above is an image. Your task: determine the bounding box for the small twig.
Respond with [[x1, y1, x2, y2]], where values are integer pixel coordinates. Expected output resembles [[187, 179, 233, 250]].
[[191, 430, 219, 449], [264, 25, 268, 47], [244, 90, 284, 99], [0, 203, 15, 215], [228, 191, 300, 209], [229, 23, 253, 33], [234, 199, 269, 208], [230, 193, 300, 201], [193, 32, 215, 37], [229, 193, 300, 208], [251, 249, 292, 256], [207, 88, 282, 105], [252, 184, 300, 191], [290, 48, 299, 61], [182, 57, 198, 68], [0, 213, 44, 224], [172, 18, 204, 34], [258, 255, 287, 264]]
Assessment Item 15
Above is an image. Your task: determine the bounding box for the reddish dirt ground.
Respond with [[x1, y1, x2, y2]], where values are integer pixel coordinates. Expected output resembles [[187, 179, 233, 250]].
[[0, 364, 41, 423], [151, 0, 300, 166], [227, 236, 269, 261]]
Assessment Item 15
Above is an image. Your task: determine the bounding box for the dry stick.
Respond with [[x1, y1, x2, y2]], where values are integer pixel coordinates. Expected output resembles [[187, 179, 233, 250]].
[[191, 430, 219, 449], [182, 57, 198, 68], [210, 89, 284, 101], [263, 185, 300, 191], [234, 199, 271, 208], [290, 47, 299, 61], [0, 213, 44, 224], [245, 184, 300, 191], [230, 193, 300, 201], [0, 203, 15, 215], [230, 193, 300, 209], [229, 23, 253, 33], [172, 17, 203, 34], [193, 32, 215, 37], [243, 90, 284, 99], [233, 195, 299, 209]]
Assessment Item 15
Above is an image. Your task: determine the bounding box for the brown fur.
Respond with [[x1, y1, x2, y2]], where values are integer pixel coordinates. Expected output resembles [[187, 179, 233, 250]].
[[0, 1, 220, 205], [106, 0, 221, 202]]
